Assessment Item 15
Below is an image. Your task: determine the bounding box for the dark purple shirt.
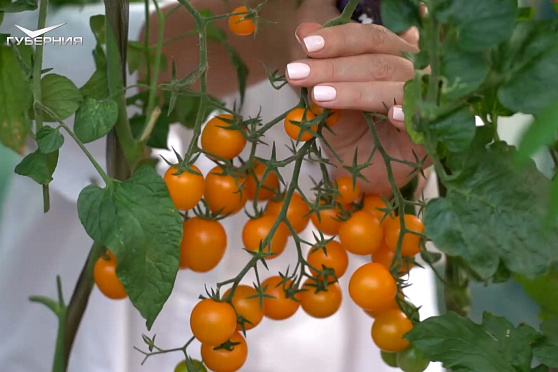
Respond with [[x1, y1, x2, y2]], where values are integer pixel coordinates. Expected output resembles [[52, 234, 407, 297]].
[[337, 0, 383, 25]]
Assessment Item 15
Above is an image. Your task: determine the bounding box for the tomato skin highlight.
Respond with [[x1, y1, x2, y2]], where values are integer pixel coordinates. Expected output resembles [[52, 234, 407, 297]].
[[307, 240, 349, 279], [180, 217, 227, 272], [372, 309, 414, 352], [266, 192, 310, 233], [201, 331, 248, 372], [242, 214, 289, 259], [204, 166, 247, 216], [284, 108, 317, 141], [224, 285, 264, 331], [300, 279, 342, 318], [261, 276, 300, 320], [201, 114, 246, 160], [335, 176, 361, 205], [245, 161, 279, 201], [190, 299, 237, 346], [94, 251, 127, 300], [384, 214, 424, 257], [310, 206, 342, 236], [164, 166, 204, 211], [228, 6, 256, 36], [349, 262, 397, 312], [310, 102, 341, 127], [339, 211, 383, 255]]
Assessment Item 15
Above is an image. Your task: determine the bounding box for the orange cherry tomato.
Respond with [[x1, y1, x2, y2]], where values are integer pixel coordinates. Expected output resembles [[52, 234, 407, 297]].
[[372, 243, 414, 277], [284, 108, 317, 141], [261, 276, 300, 320], [384, 214, 424, 257], [228, 6, 256, 36], [242, 215, 289, 259], [190, 299, 237, 346], [372, 309, 414, 352], [310, 102, 341, 127], [362, 195, 391, 221], [201, 331, 248, 372], [224, 285, 264, 331], [245, 161, 279, 201], [339, 211, 383, 255], [310, 205, 342, 236], [300, 279, 342, 319], [180, 217, 227, 272], [364, 296, 400, 318], [201, 114, 246, 160], [349, 263, 397, 312], [94, 250, 127, 300], [204, 166, 247, 215], [335, 176, 361, 205], [266, 192, 310, 233], [164, 166, 204, 211], [307, 240, 349, 279]]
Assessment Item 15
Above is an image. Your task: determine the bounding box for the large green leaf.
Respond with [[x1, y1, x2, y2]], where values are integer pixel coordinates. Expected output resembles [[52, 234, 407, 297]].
[[74, 97, 118, 143], [406, 312, 539, 372], [77, 165, 183, 328], [516, 102, 558, 166], [0, 45, 31, 153], [533, 318, 558, 368], [41, 74, 83, 121], [429, 107, 476, 152], [403, 80, 425, 145], [14, 150, 58, 185], [441, 44, 489, 100], [36, 126, 64, 154], [0, 0, 37, 12], [381, 0, 421, 34], [517, 269, 558, 319], [80, 69, 109, 100], [425, 142, 557, 279]]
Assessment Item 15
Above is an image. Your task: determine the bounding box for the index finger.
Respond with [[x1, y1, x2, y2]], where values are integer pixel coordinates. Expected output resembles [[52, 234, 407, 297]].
[[296, 23, 418, 58]]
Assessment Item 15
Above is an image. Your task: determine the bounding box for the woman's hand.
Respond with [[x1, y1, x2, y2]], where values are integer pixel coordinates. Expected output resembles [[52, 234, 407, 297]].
[[286, 23, 428, 196]]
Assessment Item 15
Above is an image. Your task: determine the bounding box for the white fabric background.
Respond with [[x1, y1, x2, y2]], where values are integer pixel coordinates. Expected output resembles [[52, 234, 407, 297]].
[[0, 4, 443, 372]]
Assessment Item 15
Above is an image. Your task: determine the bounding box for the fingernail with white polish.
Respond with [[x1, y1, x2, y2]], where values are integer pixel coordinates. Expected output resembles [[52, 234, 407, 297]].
[[303, 35, 325, 52], [393, 106, 405, 121], [287, 63, 311, 80], [314, 86, 337, 102]]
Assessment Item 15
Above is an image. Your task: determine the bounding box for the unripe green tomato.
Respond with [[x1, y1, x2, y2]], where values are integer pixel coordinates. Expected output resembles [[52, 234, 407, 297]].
[[381, 350, 399, 368], [174, 359, 207, 372], [396, 346, 430, 372]]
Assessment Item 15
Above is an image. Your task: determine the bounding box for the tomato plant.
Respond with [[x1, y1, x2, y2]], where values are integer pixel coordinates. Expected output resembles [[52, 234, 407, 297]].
[[164, 166, 204, 211], [223, 285, 264, 331], [284, 108, 317, 141], [180, 217, 227, 272], [339, 210, 383, 255], [228, 6, 256, 36], [242, 214, 289, 259], [261, 276, 300, 320], [300, 279, 342, 318], [201, 114, 246, 160], [200, 331, 248, 372], [204, 166, 247, 215], [265, 192, 310, 233], [349, 263, 397, 312], [93, 251, 127, 300], [174, 359, 207, 372], [190, 299, 237, 346], [371, 310, 413, 352], [307, 240, 349, 279]]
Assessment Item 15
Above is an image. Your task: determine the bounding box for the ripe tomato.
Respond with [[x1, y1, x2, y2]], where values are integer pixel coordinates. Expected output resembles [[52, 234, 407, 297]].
[[242, 215, 289, 259], [362, 195, 390, 221], [372, 243, 413, 276], [266, 192, 310, 233], [397, 346, 430, 372], [384, 214, 424, 257], [261, 276, 300, 320], [310, 102, 341, 127], [307, 240, 349, 279], [244, 161, 279, 201], [224, 285, 264, 331], [174, 359, 207, 372], [180, 217, 227, 272], [364, 296, 399, 318], [349, 263, 397, 312], [300, 279, 342, 318], [310, 205, 342, 236], [228, 6, 255, 36], [284, 108, 317, 141], [201, 331, 248, 372], [204, 166, 247, 215], [371, 309, 413, 352], [201, 114, 246, 160], [339, 211, 383, 255], [335, 177, 361, 205], [164, 166, 204, 211], [94, 250, 127, 300], [190, 299, 237, 346]]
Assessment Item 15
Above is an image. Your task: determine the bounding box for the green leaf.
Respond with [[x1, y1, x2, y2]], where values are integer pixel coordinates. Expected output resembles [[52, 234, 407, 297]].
[[533, 318, 558, 368], [36, 126, 64, 153], [129, 113, 169, 149], [425, 143, 558, 279], [41, 74, 83, 121], [381, 0, 421, 34], [200, 9, 226, 42], [80, 69, 109, 100], [437, 0, 517, 52], [430, 107, 476, 152], [406, 312, 539, 372], [553, 3, 558, 13], [517, 269, 558, 319], [551, 177, 558, 224], [90, 14, 105, 44], [14, 150, 58, 185], [77, 165, 183, 328], [225, 42, 248, 105], [0, 0, 37, 12], [165, 94, 203, 128], [74, 97, 118, 143], [516, 102, 558, 166], [498, 21, 558, 114], [441, 44, 489, 100], [517, 7, 535, 21], [403, 80, 425, 145]]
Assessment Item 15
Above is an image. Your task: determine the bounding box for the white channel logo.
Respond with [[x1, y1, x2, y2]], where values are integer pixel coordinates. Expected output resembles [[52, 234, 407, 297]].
[[6, 23, 83, 46]]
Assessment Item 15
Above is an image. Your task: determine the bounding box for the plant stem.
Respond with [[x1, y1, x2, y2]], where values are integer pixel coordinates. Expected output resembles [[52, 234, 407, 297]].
[[143, 0, 151, 86], [426, 18, 440, 104], [323, 0, 359, 27], [51, 276, 67, 372], [144, 0, 164, 130]]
